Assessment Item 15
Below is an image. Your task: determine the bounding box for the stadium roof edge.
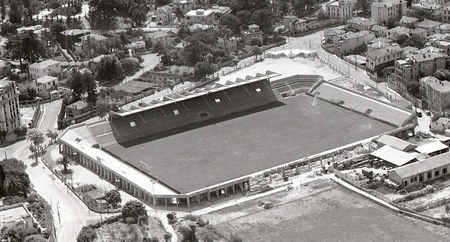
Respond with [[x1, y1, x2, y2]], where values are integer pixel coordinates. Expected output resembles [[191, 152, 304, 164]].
[[110, 72, 281, 117]]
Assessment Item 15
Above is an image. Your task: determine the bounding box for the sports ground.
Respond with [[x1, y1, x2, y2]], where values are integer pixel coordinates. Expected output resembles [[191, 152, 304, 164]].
[[206, 180, 448, 242], [106, 94, 395, 194]]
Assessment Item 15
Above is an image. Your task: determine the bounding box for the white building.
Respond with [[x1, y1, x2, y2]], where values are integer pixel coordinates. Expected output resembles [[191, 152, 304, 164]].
[[371, 0, 407, 24], [0, 203, 39, 234], [29, 60, 61, 79], [33, 75, 59, 98], [184, 9, 216, 25], [326, 0, 354, 23]]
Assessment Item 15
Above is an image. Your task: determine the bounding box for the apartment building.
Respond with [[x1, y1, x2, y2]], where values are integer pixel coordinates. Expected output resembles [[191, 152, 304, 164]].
[[371, 0, 407, 24], [394, 51, 447, 94], [333, 31, 375, 57], [325, 0, 354, 24], [0, 80, 20, 138], [366, 44, 404, 73], [420, 76, 450, 112], [172, 0, 196, 14], [412, 2, 443, 20]]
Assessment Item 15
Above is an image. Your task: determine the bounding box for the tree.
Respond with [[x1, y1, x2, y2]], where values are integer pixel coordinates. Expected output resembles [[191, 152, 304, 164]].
[[20, 31, 46, 64], [406, 35, 426, 49], [219, 14, 241, 33], [177, 25, 192, 39], [396, 34, 409, 46], [3, 175, 27, 196], [56, 157, 70, 171], [156, 0, 170, 5], [68, 70, 96, 101], [77, 226, 97, 242], [251, 9, 273, 32], [89, 0, 118, 20], [122, 200, 147, 223], [120, 57, 140, 73], [105, 189, 121, 207], [236, 10, 252, 27], [250, 38, 263, 47], [355, 0, 370, 17], [434, 69, 450, 81], [194, 61, 218, 81], [251, 46, 263, 61], [182, 36, 205, 66], [46, 130, 58, 144], [97, 56, 123, 80], [152, 41, 165, 55], [317, 9, 328, 21], [26, 129, 44, 163], [9, 1, 22, 24], [95, 99, 111, 119]]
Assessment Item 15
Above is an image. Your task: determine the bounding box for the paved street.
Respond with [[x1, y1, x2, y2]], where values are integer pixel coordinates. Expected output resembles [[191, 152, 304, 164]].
[[122, 53, 160, 84], [37, 100, 62, 137]]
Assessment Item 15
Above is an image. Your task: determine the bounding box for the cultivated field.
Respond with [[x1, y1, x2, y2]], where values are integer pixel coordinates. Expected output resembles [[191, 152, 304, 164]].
[[204, 180, 449, 242]]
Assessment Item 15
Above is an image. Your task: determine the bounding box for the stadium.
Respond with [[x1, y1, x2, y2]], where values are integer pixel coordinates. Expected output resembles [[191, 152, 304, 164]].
[[58, 72, 415, 208]]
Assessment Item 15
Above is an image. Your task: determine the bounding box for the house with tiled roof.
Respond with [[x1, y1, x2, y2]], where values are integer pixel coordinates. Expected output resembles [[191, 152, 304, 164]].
[[434, 23, 450, 34], [333, 31, 375, 57], [387, 26, 412, 40], [399, 16, 419, 26], [145, 31, 171, 47], [371, 25, 388, 37], [417, 19, 442, 35]]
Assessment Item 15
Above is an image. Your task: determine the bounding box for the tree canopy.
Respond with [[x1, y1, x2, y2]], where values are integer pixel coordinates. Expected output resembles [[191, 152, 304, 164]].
[[68, 70, 96, 102], [194, 61, 218, 81], [122, 200, 147, 223], [77, 226, 97, 242], [26, 129, 44, 163], [105, 189, 122, 207], [97, 56, 123, 81]]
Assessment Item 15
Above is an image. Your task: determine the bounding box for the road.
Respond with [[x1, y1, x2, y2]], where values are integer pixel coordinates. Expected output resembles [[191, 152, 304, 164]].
[[37, 100, 62, 135], [122, 54, 160, 84]]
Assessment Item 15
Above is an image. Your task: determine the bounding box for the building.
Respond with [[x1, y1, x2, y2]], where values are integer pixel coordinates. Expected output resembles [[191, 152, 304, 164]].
[[125, 41, 146, 51], [347, 17, 377, 31], [154, 5, 173, 25], [431, 40, 450, 54], [416, 19, 442, 35], [387, 26, 411, 40], [33, 75, 58, 98], [371, 145, 417, 167], [415, 141, 449, 157], [283, 15, 307, 33], [65, 100, 95, 124], [0, 203, 39, 233], [366, 44, 403, 74], [145, 31, 171, 47], [371, 0, 407, 24], [375, 134, 417, 151], [411, 28, 428, 38], [420, 76, 450, 112], [59, 29, 91, 46], [76, 33, 109, 54], [371, 25, 388, 37], [29, 59, 61, 80], [325, 0, 354, 23], [241, 24, 264, 46], [412, 2, 443, 20], [333, 31, 375, 57], [399, 16, 419, 26], [172, 0, 196, 14], [83, 189, 109, 210], [431, 117, 450, 133], [389, 151, 450, 187], [434, 23, 450, 34], [217, 37, 239, 52], [184, 9, 216, 25], [367, 37, 394, 51], [0, 80, 20, 139], [443, 6, 450, 23], [394, 52, 447, 94], [16, 25, 47, 38], [0, 60, 11, 78]]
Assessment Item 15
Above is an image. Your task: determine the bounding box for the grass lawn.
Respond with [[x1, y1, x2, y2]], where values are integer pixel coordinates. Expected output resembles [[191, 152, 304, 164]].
[[204, 180, 449, 242]]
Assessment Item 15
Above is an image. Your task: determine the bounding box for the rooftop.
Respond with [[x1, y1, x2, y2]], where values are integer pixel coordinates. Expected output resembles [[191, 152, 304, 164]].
[[81, 33, 108, 42], [67, 100, 89, 110], [60, 29, 90, 36], [185, 9, 214, 17], [435, 117, 450, 125], [348, 17, 377, 26], [0, 204, 30, 224], [372, 0, 403, 7], [392, 152, 450, 178], [415, 141, 448, 154], [36, 75, 58, 84], [146, 31, 171, 38], [417, 19, 442, 29], [371, 145, 417, 167], [376, 135, 416, 151], [29, 59, 60, 69], [420, 76, 450, 93], [399, 16, 419, 24], [367, 44, 403, 59]]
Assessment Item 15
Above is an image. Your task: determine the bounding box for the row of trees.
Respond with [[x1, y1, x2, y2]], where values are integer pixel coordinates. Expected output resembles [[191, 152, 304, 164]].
[[89, 0, 148, 26], [5, 31, 46, 67]]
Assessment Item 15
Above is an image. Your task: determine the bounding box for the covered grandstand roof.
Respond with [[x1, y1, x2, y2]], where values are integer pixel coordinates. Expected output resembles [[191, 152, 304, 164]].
[[391, 152, 450, 179], [415, 141, 448, 154], [376, 135, 416, 151], [371, 145, 417, 167], [311, 83, 413, 126], [112, 71, 280, 116]]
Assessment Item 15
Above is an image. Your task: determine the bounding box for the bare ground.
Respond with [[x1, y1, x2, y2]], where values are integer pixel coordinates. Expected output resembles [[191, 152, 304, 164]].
[[203, 180, 450, 242]]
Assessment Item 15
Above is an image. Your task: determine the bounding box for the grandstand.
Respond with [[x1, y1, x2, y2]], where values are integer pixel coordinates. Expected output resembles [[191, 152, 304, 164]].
[[271, 74, 322, 96], [109, 71, 281, 144]]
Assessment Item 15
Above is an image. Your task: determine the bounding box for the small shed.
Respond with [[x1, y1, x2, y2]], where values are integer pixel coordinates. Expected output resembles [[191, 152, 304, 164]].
[[371, 145, 417, 167], [415, 141, 449, 157]]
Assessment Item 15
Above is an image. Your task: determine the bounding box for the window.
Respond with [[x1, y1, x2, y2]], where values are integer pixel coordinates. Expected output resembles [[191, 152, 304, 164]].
[[129, 121, 136, 127], [444, 168, 448, 174], [255, 88, 261, 92], [428, 171, 432, 179], [435, 170, 440, 177], [215, 98, 221, 103], [173, 110, 179, 115]]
